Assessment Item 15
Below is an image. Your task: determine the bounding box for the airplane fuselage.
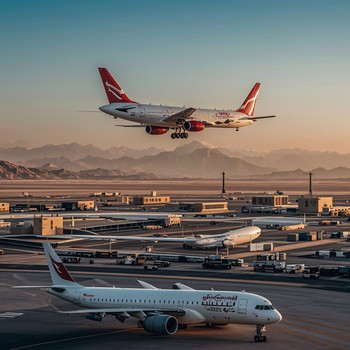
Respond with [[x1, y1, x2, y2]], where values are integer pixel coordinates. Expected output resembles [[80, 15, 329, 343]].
[[49, 287, 281, 326], [100, 103, 254, 129]]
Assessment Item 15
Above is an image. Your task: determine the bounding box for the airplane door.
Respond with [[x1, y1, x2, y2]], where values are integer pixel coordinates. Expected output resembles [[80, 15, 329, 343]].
[[139, 107, 145, 117], [73, 291, 80, 304], [238, 298, 248, 314]]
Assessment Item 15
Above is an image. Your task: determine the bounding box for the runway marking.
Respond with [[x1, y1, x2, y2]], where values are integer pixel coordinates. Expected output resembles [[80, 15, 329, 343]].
[[0, 312, 23, 319], [8, 328, 138, 350]]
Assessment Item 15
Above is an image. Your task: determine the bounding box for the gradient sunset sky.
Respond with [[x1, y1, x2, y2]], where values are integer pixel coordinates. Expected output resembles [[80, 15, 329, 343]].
[[1, 0, 349, 152]]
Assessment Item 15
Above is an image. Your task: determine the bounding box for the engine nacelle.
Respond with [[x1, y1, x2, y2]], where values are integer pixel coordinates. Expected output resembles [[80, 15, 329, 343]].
[[143, 315, 178, 335], [184, 120, 205, 132], [86, 313, 103, 322], [145, 125, 169, 135], [222, 239, 233, 247]]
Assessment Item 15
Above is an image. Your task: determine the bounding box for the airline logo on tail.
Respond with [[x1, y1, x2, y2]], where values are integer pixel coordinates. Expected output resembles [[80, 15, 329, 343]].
[[237, 83, 260, 116], [49, 255, 75, 283], [98, 67, 136, 104], [105, 81, 125, 100]]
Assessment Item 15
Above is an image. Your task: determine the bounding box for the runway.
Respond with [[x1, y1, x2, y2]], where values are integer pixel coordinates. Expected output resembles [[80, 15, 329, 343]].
[[1, 270, 349, 350]]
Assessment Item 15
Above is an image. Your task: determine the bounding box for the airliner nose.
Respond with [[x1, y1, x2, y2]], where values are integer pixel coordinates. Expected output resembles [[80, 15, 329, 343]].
[[274, 310, 282, 323]]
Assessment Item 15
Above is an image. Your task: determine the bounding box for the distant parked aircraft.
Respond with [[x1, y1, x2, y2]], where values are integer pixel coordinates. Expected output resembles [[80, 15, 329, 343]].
[[67, 226, 261, 250], [98, 68, 276, 139]]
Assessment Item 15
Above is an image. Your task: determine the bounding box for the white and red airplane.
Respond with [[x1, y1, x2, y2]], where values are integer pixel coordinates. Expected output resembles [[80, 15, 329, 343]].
[[98, 68, 276, 139], [20, 243, 281, 342]]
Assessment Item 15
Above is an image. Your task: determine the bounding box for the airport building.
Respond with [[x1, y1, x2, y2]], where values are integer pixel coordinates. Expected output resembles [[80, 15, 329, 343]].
[[61, 201, 95, 211], [133, 191, 170, 206], [252, 194, 289, 206], [0, 202, 10, 212], [179, 202, 228, 213], [33, 216, 64, 235], [298, 196, 333, 214]]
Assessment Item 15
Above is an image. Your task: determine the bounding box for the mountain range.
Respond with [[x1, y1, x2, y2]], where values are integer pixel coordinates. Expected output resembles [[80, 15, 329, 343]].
[[0, 141, 350, 179]]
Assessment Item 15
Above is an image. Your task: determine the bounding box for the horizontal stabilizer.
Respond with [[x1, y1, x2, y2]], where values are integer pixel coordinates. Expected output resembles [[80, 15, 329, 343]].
[[249, 115, 276, 120]]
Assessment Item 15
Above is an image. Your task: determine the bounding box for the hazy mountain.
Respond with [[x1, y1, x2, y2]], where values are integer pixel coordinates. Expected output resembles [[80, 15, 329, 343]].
[[267, 166, 350, 179], [0, 143, 164, 163], [173, 141, 214, 155]]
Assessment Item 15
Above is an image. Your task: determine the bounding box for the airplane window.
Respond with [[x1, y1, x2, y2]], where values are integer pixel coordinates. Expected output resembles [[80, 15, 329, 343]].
[[270, 305, 275, 309], [255, 305, 260, 309], [259, 305, 264, 310], [264, 306, 270, 310]]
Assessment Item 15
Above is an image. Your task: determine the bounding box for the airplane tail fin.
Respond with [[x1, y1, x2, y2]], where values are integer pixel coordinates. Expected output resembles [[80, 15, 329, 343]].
[[43, 242, 80, 287], [236, 83, 261, 116], [98, 68, 136, 104]]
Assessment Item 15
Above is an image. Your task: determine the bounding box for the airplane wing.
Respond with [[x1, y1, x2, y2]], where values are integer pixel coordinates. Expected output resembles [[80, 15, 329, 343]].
[[161, 107, 196, 123], [63, 234, 197, 243], [59, 307, 185, 317]]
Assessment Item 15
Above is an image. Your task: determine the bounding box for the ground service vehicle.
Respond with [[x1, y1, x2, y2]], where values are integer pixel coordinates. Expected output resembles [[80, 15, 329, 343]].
[[144, 265, 158, 270], [253, 261, 286, 273], [119, 256, 146, 265], [202, 256, 232, 269], [302, 266, 320, 279], [153, 260, 171, 267], [285, 264, 305, 274]]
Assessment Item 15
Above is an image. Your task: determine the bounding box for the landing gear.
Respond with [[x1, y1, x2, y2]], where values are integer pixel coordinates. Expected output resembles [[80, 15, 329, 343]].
[[236, 128, 239, 131], [254, 325, 267, 342], [171, 127, 188, 139]]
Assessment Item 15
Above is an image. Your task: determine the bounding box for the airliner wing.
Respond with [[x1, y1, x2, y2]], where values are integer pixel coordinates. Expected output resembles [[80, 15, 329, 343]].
[[59, 307, 185, 317], [64, 234, 197, 243], [161, 107, 196, 123]]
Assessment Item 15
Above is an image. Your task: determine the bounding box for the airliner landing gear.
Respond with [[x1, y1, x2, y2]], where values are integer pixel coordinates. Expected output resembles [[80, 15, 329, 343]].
[[254, 325, 267, 342], [171, 127, 188, 139], [236, 128, 239, 131]]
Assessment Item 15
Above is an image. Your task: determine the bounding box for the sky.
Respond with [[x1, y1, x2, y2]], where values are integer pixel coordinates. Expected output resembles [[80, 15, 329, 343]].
[[1, 0, 350, 152]]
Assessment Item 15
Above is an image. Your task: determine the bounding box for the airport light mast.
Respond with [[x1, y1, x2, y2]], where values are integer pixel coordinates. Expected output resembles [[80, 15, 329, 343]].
[[221, 171, 226, 194]]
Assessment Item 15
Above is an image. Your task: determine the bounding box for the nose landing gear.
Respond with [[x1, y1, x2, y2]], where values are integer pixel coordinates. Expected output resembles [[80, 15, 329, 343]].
[[254, 325, 267, 342]]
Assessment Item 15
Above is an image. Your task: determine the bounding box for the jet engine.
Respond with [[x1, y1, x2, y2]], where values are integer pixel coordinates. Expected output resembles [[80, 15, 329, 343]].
[[222, 239, 233, 247], [143, 315, 178, 335], [184, 121, 205, 132], [145, 125, 169, 135]]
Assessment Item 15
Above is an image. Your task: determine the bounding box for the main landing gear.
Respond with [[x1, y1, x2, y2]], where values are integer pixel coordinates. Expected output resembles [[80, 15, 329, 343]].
[[171, 127, 188, 139], [254, 324, 267, 342]]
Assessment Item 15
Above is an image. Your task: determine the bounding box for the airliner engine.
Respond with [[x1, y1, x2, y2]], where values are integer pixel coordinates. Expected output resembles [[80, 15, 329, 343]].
[[145, 126, 169, 135], [143, 315, 178, 335], [184, 121, 205, 132]]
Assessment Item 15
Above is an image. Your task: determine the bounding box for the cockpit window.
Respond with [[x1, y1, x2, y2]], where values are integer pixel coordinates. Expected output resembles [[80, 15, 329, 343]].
[[255, 305, 274, 310]]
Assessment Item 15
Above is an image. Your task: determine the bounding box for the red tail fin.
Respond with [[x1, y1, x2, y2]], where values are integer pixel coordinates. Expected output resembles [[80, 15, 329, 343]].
[[236, 83, 261, 116], [98, 68, 136, 104]]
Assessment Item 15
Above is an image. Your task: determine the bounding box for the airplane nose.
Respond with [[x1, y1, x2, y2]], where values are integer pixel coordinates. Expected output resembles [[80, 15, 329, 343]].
[[274, 310, 282, 323]]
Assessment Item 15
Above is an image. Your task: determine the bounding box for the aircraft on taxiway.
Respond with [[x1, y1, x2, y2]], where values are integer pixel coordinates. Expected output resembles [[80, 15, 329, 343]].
[[15, 243, 282, 342]]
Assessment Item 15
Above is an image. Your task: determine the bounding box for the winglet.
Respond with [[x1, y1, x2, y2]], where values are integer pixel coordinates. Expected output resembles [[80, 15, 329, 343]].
[[236, 83, 261, 116], [98, 68, 136, 104]]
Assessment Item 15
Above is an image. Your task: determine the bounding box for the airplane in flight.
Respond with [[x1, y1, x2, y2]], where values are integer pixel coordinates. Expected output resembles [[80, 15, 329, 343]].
[[98, 68, 276, 139], [22, 243, 281, 342], [66, 226, 261, 250]]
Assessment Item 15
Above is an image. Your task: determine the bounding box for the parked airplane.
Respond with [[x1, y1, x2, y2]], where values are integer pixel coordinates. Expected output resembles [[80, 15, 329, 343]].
[[251, 217, 306, 229], [67, 226, 261, 250], [29, 243, 282, 341], [98, 68, 276, 139]]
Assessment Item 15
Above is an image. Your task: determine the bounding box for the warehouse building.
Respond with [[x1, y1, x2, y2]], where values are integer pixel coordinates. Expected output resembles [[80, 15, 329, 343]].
[[298, 196, 333, 214], [61, 201, 95, 211], [179, 202, 228, 213], [252, 194, 289, 206], [133, 191, 170, 205], [33, 216, 63, 235]]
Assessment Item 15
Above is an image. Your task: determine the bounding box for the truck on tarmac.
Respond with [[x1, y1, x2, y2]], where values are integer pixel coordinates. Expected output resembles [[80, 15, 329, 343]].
[[285, 264, 305, 274], [118, 256, 146, 266], [202, 255, 232, 270], [253, 261, 286, 273], [302, 266, 320, 279]]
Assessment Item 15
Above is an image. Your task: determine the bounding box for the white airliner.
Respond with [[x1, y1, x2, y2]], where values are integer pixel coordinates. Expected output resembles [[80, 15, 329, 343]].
[[68, 226, 261, 250], [98, 68, 276, 139], [29, 243, 281, 342]]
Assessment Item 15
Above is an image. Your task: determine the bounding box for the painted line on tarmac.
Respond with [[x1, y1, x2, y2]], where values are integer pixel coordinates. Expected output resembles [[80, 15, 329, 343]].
[[8, 328, 139, 350]]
